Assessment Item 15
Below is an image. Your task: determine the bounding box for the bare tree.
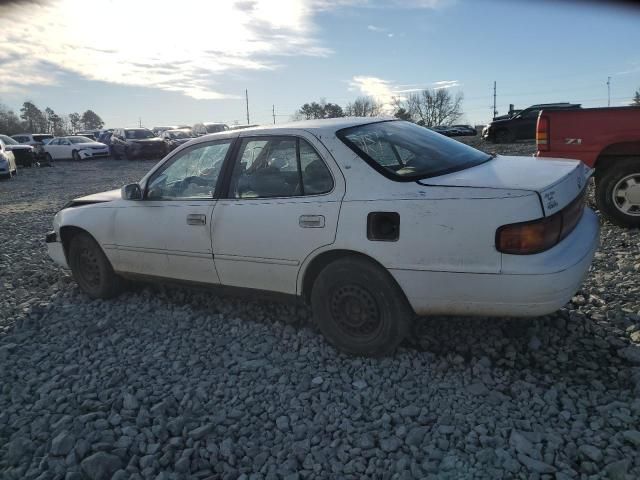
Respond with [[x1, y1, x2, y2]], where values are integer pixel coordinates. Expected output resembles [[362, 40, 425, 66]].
[[633, 89, 640, 106], [344, 96, 383, 117], [401, 89, 463, 127]]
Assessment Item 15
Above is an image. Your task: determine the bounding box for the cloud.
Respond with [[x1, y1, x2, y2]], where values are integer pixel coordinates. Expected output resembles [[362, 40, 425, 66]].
[[0, 0, 339, 99], [349, 76, 461, 111], [0, 0, 456, 99]]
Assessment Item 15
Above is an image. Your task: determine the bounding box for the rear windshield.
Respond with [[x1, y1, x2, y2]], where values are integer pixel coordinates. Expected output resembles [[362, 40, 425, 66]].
[[0, 134, 18, 145], [33, 134, 54, 141], [337, 121, 490, 181], [205, 124, 228, 133], [125, 129, 156, 139]]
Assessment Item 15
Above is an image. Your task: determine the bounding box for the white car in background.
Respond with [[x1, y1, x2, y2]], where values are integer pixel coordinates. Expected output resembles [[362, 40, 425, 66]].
[[46, 118, 599, 356], [0, 138, 17, 178], [43, 136, 110, 161]]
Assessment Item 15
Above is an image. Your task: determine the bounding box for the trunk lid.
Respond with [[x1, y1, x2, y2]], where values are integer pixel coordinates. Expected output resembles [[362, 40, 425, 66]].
[[421, 155, 591, 215]]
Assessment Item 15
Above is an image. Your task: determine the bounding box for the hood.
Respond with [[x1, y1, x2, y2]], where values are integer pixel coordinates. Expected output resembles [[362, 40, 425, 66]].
[[421, 155, 591, 216], [487, 118, 511, 127], [64, 189, 121, 208], [7, 144, 33, 150], [77, 142, 106, 148]]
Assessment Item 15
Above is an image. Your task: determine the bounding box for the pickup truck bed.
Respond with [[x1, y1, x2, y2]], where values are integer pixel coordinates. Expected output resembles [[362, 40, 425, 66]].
[[536, 106, 640, 227]]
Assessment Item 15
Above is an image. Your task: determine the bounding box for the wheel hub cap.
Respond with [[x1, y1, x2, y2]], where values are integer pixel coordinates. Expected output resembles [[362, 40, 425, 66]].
[[330, 285, 380, 336], [79, 248, 100, 287], [613, 174, 640, 216]]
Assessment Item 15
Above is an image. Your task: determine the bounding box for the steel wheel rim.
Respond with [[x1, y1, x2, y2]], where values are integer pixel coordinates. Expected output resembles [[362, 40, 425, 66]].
[[78, 246, 101, 288], [329, 285, 382, 339], [612, 173, 640, 216]]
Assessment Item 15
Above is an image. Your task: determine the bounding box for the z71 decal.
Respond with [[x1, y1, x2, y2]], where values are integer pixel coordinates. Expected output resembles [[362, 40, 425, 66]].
[[564, 138, 582, 145]]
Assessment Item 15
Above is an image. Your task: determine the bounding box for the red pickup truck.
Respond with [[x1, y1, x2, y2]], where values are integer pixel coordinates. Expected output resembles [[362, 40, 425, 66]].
[[536, 106, 640, 227]]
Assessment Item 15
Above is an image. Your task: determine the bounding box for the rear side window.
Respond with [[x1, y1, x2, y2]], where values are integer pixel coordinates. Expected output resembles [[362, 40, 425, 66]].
[[229, 137, 333, 199], [337, 120, 491, 181]]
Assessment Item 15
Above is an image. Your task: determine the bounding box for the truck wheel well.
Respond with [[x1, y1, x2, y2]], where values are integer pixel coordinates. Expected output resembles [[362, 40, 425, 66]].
[[594, 154, 640, 179], [301, 250, 409, 306]]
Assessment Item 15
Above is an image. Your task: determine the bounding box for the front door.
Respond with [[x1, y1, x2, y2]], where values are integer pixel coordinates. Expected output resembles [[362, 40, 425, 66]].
[[211, 133, 344, 294], [112, 139, 233, 283]]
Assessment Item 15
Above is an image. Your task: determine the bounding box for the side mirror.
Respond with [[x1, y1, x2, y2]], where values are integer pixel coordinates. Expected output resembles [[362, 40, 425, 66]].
[[121, 183, 142, 200]]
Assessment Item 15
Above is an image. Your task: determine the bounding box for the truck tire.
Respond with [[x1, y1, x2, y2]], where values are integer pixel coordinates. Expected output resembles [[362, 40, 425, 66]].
[[310, 257, 413, 357], [68, 232, 124, 299], [595, 158, 640, 228]]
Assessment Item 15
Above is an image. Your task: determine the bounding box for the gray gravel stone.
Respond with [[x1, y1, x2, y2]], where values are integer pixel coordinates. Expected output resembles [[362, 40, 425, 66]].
[[51, 431, 75, 457], [80, 452, 123, 480]]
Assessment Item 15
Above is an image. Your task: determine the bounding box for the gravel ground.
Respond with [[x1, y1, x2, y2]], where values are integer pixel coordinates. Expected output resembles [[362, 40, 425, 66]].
[[1, 139, 640, 480]]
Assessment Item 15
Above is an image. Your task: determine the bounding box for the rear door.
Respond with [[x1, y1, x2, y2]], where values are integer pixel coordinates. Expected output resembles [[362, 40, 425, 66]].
[[112, 139, 233, 283], [211, 131, 344, 294]]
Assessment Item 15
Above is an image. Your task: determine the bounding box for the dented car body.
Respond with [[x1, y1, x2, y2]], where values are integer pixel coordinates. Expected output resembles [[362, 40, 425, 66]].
[[47, 118, 599, 356]]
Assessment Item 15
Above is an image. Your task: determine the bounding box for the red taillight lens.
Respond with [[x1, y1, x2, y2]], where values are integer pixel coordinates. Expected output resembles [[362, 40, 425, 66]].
[[536, 115, 549, 151], [496, 189, 586, 255]]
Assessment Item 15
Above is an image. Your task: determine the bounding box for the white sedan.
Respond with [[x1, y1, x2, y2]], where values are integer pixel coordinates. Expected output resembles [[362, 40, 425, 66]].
[[0, 139, 17, 178], [46, 118, 599, 356], [43, 136, 110, 161]]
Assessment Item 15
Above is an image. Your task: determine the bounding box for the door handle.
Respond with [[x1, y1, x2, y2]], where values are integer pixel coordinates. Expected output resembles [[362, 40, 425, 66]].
[[299, 215, 325, 228], [186, 214, 207, 225]]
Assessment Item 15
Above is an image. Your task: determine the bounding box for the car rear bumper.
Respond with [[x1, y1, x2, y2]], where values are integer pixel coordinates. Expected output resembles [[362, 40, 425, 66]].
[[390, 208, 599, 317], [46, 231, 68, 268]]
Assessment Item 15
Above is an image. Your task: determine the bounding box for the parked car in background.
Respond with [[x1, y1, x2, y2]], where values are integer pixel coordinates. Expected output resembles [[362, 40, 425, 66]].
[[151, 126, 182, 137], [0, 134, 35, 167], [11, 133, 54, 162], [43, 136, 110, 161], [160, 129, 194, 152], [192, 122, 229, 136], [110, 128, 166, 160], [483, 103, 581, 143], [46, 118, 598, 356], [449, 125, 478, 136], [73, 130, 100, 140], [536, 106, 640, 227], [96, 131, 113, 146], [0, 139, 17, 179]]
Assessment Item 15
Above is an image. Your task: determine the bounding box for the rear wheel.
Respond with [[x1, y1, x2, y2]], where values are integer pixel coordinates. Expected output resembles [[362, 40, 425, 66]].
[[68, 232, 123, 299], [596, 158, 640, 227], [310, 257, 413, 357]]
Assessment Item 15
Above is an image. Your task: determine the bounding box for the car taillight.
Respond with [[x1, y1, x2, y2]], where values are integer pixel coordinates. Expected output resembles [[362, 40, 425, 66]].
[[536, 115, 549, 151], [496, 189, 585, 255]]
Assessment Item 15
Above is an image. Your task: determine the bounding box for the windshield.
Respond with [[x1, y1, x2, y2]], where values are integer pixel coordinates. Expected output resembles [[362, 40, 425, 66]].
[[0, 134, 18, 145], [167, 130, 191, 139], [125, 129, 156, 139], [337, 121, 491, 181], [68, 136, 94, 144]]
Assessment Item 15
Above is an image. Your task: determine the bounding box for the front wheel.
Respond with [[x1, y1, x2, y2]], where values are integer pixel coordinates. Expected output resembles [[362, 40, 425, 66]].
[[68, 233, 123, 299], [595, 158, 640, 228], [495, 129, 514, 144], [311, 257, 413, 357], [72, 150, 81, 161], [44, 153, 54, 166]]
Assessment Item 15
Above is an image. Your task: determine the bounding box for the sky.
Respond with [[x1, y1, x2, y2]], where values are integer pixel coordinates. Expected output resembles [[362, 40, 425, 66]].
[[0, 0, 639, 128]]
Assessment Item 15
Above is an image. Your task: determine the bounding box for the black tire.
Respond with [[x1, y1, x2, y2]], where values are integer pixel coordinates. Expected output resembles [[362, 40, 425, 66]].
[[72, 150, 81, 162], [124, 147, 133, 161], [595, 158, 640, 228], [68, 233, 123, 299], [310, 257, 413, 357], [495, 129, 514, 144], [45, 153, 54, 165]]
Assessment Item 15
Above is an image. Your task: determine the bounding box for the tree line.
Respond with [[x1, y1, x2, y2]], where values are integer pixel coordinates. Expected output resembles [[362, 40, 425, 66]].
[[0, 100, 104, 136], [294, 88, 464, 127]]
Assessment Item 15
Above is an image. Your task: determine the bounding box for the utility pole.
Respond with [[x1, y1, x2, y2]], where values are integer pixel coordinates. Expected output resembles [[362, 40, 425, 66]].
[[492, 81, 497, 119], [138, 117, 142, 127], [272, 105, 276, 124], [607, 76, 611, 107], [245, 89, 250, 125]]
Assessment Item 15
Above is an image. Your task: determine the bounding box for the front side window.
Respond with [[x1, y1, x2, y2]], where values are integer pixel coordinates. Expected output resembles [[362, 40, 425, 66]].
[[229, 137, 333, 199], [337, 120, 490, 181], [146, 141, 231, 200], [69, 136, 94, 144]]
